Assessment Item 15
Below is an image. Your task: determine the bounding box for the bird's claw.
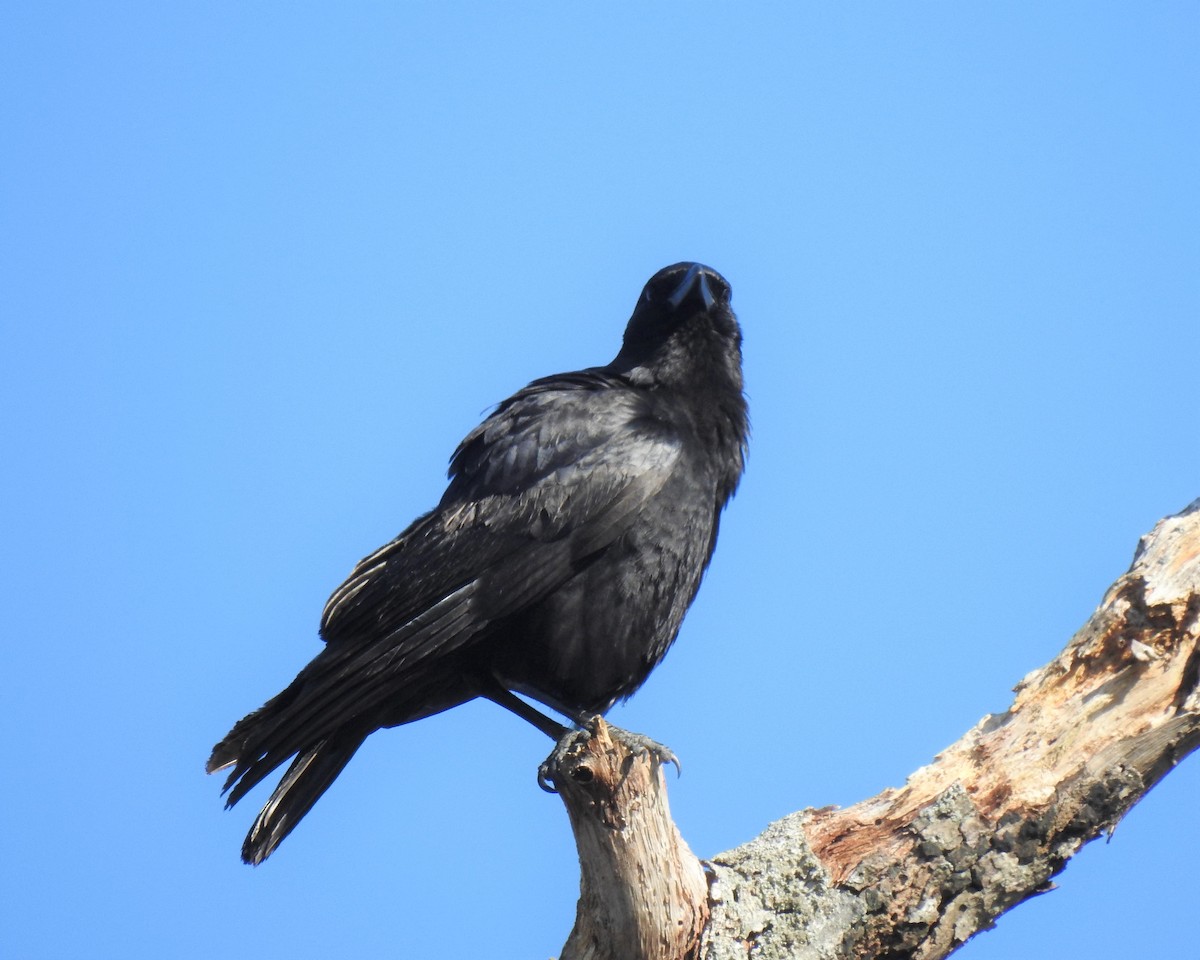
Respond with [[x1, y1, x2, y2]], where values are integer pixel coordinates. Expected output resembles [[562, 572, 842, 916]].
[[537, 760, 559, 793], [537, 719, 681, 793], [537, 725, 589, 793], [609, 727, 682, 778]]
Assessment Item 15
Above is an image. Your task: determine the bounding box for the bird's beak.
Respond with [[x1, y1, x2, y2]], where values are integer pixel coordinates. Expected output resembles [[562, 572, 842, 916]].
[[668, 263, 717, 312]]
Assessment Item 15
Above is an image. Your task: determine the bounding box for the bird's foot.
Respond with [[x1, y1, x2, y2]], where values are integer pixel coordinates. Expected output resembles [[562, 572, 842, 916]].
[[608, 726, 681, 778], [538, 727, 587, 793], [537, 716, 680, 793]]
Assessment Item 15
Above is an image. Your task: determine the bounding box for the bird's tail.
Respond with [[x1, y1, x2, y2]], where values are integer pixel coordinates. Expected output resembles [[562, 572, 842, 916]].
[[206, 668, 373, 864], [207, 607, 481, 862], [237, 725, 369, 865]]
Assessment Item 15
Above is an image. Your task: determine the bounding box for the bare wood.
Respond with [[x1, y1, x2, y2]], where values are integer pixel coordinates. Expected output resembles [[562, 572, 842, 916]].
[[554, 499, 1200, 959], [554, 718, 709, 960], [704, 497, 1200, 958]]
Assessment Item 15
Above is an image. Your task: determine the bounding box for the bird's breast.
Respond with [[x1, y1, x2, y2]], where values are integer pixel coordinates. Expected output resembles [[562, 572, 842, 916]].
[[490, 466, 718, 716]]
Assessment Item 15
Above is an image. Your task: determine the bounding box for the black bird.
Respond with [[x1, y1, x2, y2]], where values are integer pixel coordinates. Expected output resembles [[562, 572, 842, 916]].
[[208, 262, 748, 864]]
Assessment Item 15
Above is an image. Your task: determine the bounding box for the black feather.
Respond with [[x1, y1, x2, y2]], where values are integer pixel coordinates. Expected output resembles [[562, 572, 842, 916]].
[[207, 262, 748, 863]]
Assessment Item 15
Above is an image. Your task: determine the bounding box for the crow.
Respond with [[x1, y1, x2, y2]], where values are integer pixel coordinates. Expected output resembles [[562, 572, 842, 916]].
[[207, 262, 748, 864]]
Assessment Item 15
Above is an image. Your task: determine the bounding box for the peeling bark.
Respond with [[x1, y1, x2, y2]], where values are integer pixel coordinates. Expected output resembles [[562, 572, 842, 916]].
[[554, 499, 1200, 959]]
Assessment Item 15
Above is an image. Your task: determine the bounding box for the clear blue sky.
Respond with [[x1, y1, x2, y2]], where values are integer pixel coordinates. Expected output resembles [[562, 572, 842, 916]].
[[3, 4, 1197, 958]]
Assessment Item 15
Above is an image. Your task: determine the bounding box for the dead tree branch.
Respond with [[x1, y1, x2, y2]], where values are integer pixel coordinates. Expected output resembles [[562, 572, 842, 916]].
[[552, 498, 1200, 960]]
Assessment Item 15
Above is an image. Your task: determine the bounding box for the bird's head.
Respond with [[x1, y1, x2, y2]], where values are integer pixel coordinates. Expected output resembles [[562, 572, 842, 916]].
[[614, 262, 742, 392]]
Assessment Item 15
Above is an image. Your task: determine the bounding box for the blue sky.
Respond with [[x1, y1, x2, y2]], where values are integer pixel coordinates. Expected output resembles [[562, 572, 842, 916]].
[[3, 4, 1197, 957]]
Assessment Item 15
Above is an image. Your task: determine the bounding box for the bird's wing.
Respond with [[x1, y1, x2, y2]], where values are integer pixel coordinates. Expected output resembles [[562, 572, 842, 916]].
[[318, 373, 679, 664], [214, 376, 680, 804]]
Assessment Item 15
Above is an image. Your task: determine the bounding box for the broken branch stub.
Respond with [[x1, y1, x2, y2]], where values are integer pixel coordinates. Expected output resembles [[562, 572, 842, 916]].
[[554, 719, 709, 960]]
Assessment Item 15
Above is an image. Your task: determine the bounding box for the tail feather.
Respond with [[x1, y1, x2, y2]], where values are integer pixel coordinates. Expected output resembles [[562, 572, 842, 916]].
[[208, 589, 482, 810], [207, 597, 485, 862], [205, 669, 372, 863], [206, 682, 308, 803], [233, 593, 480, 769], [239, 726, 369, 865]]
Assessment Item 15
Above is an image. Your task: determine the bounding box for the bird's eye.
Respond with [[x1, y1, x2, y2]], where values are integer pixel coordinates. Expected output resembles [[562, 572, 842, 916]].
[[643, 281, 668, 304], [645, 269, 688, 304]]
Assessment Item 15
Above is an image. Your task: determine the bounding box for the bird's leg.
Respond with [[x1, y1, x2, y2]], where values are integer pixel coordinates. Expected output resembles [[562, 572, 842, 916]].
[[479, 682, 682, 793], [537, 714, 681, 793], [481, 684, 570, 740], [478, 684, 580, 792]]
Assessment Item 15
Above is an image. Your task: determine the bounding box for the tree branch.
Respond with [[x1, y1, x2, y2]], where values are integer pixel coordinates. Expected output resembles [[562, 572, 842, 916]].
[[553, 498, 1200, 959], [553, 719, 709, 960]]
